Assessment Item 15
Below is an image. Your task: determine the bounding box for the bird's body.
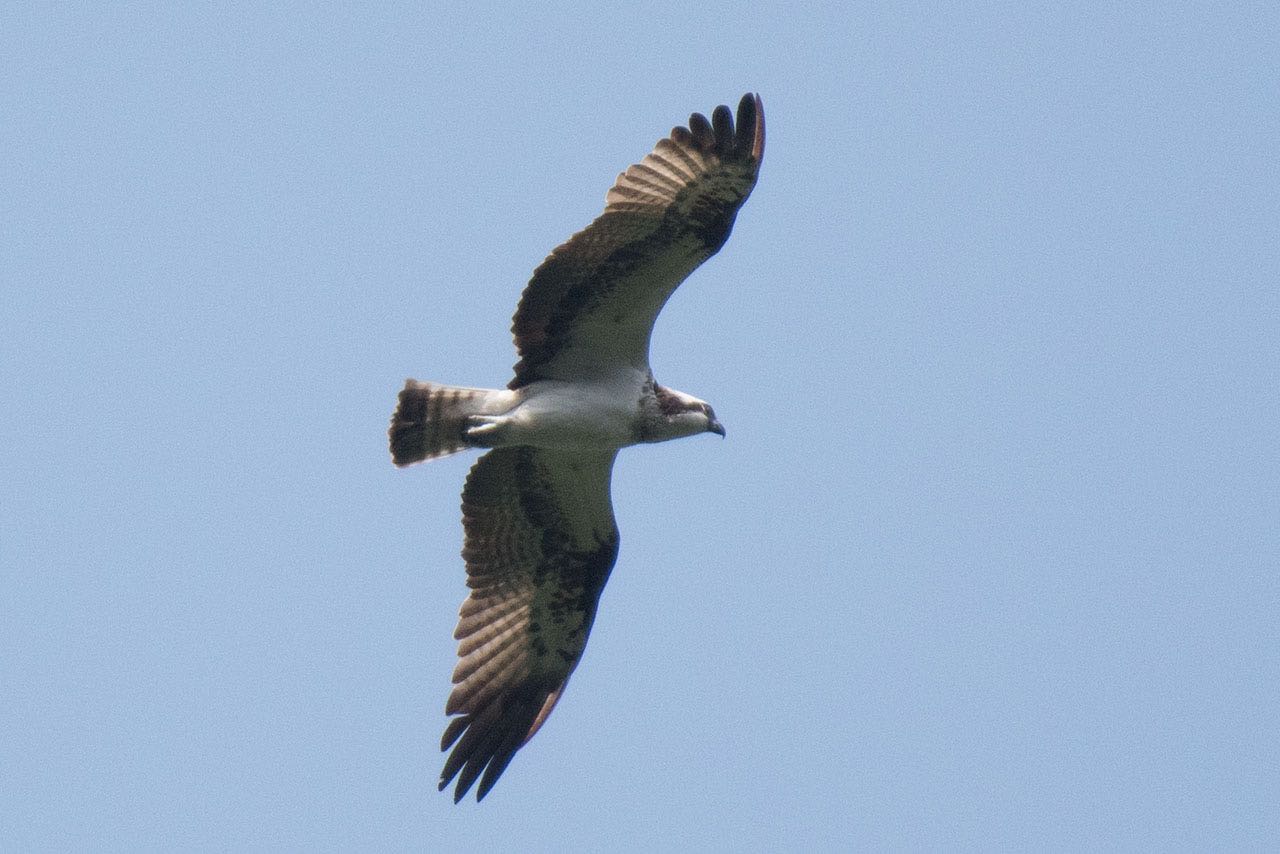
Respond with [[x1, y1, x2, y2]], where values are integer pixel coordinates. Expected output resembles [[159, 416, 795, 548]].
[[472, 373, 677, 450], [390, 94, 764, 801]]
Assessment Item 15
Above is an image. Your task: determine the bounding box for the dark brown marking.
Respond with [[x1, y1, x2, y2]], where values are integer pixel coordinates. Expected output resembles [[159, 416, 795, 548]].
[[439, 448, 620, 802], [507, 94, 764, 388]]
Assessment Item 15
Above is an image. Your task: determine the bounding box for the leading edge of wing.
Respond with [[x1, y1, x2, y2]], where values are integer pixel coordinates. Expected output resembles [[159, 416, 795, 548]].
[[507, 94, 764, 388], [440, 447, 620, 802]]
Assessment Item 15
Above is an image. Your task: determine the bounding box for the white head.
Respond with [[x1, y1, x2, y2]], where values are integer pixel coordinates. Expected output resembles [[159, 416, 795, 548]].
[[644, 385, 725, 443]]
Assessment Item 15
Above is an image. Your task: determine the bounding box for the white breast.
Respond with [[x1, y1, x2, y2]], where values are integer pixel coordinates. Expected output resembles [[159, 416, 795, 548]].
[[505, 374, 648, 450]]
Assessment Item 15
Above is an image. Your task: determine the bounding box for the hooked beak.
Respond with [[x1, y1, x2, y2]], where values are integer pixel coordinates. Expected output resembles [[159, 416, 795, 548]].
[[708, 419, 726, 438]]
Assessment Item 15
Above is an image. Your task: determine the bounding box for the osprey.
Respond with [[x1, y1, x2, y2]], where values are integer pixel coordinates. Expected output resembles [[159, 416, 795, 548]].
[[390, 93, 764, 802]]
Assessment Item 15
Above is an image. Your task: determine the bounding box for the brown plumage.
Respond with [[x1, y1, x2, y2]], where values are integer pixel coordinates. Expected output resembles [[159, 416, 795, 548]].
[[390, 94, 763, 802], [509, 93, 764, 387], [438, 447, 618, 801], [390, 382, 490, 465]]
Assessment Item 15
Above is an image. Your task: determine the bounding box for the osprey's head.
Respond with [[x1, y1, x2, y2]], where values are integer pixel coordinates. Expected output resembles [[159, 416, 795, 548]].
[[649, 385, 725, 441]]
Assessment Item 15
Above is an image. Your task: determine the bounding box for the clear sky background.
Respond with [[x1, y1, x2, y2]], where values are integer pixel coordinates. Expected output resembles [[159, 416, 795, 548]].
[[4, 3, 1277, 850]]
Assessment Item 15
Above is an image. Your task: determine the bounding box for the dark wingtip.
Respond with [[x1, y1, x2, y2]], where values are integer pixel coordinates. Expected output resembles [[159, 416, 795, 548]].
[[687, 110, 714, 151], [711, 103, 734, 152], [679, 94, 764, 163], [680, 94, 757, 162], [475, 776, 498, 802], [437, 773, 469, 804], [736, 93, 764, 162]]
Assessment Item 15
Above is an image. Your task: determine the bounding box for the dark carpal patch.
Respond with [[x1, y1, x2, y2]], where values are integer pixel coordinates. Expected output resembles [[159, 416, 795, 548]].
[[507, 93, 763, 388], [514, 448, 619, 602], [692, 206, 740, 253], [440, 447, 621, 802], [420, 94, 764, 804]]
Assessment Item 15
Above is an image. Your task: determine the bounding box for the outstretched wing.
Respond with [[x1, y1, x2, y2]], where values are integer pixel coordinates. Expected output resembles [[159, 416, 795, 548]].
[[439, 446, 620, 802], [509, 93, 765, 388]]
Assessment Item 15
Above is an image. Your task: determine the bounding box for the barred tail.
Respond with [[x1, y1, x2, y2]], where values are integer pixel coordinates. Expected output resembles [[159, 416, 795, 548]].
[[389, 380, 501, 467]]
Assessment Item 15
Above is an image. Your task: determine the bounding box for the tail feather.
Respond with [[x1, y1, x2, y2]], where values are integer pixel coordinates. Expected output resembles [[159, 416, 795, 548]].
[[389, 380, 503, 467]]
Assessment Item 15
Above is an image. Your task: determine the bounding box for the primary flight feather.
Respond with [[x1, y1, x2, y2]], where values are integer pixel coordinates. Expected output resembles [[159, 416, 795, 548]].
[[390, 93, 764, 802]]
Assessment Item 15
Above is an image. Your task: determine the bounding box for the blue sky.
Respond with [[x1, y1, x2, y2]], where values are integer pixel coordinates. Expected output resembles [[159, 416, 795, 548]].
[[4, 3, 1277, 850]]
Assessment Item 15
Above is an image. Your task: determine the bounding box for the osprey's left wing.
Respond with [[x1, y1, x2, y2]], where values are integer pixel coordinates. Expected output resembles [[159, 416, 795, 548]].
[[438, 447, 620, 802], [508, 93, 764, 388]]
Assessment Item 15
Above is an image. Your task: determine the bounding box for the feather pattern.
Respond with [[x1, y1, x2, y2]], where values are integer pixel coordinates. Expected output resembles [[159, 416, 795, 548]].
[[392, 94, 764, 802], [509, 93, 764, 387], [438, 447, 620, 802]]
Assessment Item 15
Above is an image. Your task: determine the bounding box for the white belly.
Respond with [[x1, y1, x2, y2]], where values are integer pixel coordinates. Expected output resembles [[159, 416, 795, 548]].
[[506, 378, 643, 450]]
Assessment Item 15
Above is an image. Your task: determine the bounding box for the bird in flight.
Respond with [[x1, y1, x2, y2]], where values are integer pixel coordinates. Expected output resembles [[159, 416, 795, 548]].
[[390, 93, 764, 802]]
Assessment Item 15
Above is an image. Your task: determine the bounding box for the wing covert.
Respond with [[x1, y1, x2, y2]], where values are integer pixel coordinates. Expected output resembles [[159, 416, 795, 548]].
[[439, 447, 620, 802], [508, 93, 764, 387]]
